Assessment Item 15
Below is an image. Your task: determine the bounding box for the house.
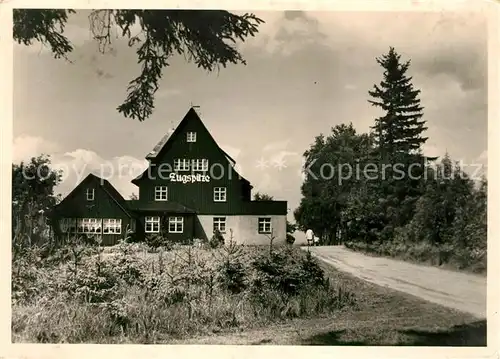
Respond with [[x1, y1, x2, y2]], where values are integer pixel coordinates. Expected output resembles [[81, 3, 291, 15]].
[[51, 172, 135, 246], [52, 107, 288, 246]]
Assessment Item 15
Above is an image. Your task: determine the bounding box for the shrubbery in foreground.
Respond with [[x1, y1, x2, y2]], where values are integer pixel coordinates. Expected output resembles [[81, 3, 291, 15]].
[[12, 241, 356, 343]]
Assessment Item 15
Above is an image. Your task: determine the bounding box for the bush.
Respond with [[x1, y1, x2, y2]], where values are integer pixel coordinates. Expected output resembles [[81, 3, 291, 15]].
[[209, 229, 225, 248], [215, 242, 247, 294], [216, 259, 247, 294], [145, 234, 170, 250], [250, 247, 326, 297], [12, 259, 45, 304], [300, 250, 325, 285], [107, 242, 145, 286], [62, 257, 120, 303]]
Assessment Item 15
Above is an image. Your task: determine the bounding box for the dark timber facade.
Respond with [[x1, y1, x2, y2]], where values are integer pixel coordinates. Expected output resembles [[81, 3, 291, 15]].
[[52, 108, 288, 246]]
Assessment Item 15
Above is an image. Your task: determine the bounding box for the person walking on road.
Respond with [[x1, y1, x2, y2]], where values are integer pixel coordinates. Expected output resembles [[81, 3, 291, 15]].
[[305, 228, 314, 246]]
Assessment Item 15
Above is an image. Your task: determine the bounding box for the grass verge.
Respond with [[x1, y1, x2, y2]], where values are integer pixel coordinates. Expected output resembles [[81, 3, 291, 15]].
[[164, 260, 486, 345]]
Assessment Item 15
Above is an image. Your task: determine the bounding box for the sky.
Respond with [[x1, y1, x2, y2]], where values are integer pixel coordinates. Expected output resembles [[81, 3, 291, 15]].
[[13, 7, 488, 217]]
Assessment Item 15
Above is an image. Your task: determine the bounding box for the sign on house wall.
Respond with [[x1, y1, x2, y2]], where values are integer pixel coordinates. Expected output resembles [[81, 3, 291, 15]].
[[169, 173, 210, 184]]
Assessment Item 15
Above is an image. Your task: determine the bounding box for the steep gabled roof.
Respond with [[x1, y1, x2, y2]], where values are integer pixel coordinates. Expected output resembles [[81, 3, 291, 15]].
[[99, 176, 131, 217], [146, 132, 172, 160], [144, 107, 236, 164], [132, 107, 248, 185], [55, 173, 132, 217]]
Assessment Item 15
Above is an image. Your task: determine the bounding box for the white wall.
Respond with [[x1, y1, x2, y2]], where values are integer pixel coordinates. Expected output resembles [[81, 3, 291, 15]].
[[238, 215, 286, 245], [197, 215, 240, 242], [197, 215, 287, 245]]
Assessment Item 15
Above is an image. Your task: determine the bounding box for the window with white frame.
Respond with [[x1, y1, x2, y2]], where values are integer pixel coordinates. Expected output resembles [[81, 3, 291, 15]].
[[88, 218, 101, 234], [155, 186, 168, 201], [59, 218, 76, 233], [192, 159, 208, 172], [174, 158, 190, 171], [213, 217, 226, 233], [103, 219, 122, 234], [258, 217, 272, 234], [213, 187, 227, 202], [187, 132, 197, 142], [145, 216, 160, 233], [77, 218, 102, 234], [86, 188, 94, 201], [168, 216, 184, 233]]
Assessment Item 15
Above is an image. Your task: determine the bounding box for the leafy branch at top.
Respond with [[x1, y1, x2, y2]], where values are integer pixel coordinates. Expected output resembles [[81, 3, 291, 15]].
[[13, 9, 264, 122], [13, 9, 76, 60]]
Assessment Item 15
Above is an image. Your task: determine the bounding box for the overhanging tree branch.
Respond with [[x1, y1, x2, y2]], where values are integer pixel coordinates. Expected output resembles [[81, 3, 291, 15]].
[[13, 9, 264, 122]]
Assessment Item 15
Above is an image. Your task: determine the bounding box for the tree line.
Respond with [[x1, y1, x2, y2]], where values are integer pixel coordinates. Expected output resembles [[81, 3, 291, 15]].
[[12, 156, 62, 259], [293, 47, 487, 271]]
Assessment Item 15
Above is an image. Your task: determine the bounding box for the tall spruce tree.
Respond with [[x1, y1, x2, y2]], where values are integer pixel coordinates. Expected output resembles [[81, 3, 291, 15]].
[[368, 47, 428, 160], [356, 47, 433, 238]]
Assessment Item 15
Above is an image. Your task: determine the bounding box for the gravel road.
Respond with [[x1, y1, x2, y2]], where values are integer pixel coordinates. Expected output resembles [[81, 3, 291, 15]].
[[306, 245, 486, 319]]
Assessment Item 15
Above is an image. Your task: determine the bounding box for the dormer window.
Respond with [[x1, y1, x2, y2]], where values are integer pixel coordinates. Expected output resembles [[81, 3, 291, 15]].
[[187, 132, 197, 143], [86, 188, 94, 201]]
